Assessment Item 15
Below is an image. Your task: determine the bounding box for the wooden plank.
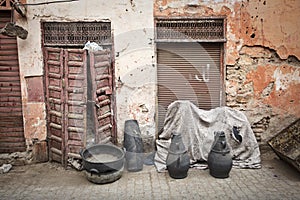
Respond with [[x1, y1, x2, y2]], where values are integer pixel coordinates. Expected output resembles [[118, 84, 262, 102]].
[[0, 81, 20, 87], [50, 147, 62, 155], [0, 132, 24, 137], [0, 147, 26, 153], [0, 126, 24, 132], [0, 142, 26, 147], [0, 96, 22, 102], [0, 76, 20, 81], [0, 91, 22, 97], [0, 137, 25, 142], [45, 47, 65, 164], [64, 49, 87, 167]]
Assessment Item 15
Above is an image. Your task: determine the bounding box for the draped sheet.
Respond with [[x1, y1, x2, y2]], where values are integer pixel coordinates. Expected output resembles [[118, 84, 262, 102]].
[[154, 101, 261, 172]]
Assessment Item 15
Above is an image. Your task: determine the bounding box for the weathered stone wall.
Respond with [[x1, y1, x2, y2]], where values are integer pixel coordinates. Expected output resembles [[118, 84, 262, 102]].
[[227, 46, 300, 142], [9, 0, 299, 164], [154, 0, 300, 143], [14, 0, 155, 161]]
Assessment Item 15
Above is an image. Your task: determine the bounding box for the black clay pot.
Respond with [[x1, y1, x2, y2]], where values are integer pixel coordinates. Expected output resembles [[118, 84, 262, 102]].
[[80, 144, 125, 174], [124, 120, 144, 172], [166, 132, 190, 179], [207, 131, 232, 178]]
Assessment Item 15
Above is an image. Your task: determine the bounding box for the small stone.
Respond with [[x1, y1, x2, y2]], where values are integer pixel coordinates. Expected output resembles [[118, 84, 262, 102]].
[[0, 164, 12, 174]]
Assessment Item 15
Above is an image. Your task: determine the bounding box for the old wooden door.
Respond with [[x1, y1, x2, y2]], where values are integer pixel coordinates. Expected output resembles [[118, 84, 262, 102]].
[[90, 49, 116, 144], [45, 47, 87, 166], [45, 47, 115, 166]]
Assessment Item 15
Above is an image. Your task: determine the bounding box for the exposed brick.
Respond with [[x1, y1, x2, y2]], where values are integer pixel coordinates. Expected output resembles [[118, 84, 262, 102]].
[[240, 46, 272, 58]]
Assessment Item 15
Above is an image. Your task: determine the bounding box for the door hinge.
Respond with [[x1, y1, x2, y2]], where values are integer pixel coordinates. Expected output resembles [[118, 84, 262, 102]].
[[62, 79, 65, 88]]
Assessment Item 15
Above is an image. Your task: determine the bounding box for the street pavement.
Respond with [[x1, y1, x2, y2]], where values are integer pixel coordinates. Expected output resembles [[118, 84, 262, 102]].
[[0, 149, 299, 200]]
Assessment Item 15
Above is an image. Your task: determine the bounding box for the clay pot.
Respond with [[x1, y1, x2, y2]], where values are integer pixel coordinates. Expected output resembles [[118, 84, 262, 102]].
[[207, 131, 232, 178], [124, 120, 144, 172], [166, 132, 190, 179]]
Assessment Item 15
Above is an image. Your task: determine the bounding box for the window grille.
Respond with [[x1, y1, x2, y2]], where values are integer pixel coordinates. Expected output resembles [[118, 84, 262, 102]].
[[43, 22, 112, 46], [155, 18, 225, 42]]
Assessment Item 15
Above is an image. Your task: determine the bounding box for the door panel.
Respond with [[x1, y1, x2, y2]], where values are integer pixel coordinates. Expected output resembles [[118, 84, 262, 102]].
[[90, 50, 115, 144], [45, 47, 64, 164], [45, 47, 114, 166], [64, 49, 87, 161]]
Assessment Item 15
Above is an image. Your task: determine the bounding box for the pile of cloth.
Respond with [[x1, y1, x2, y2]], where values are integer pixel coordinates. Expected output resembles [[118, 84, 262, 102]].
[[154, 100, 261, 172]]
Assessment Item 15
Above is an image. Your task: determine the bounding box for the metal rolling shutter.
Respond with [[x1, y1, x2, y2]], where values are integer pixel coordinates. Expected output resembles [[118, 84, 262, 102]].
[[0, 11, 26, 153], [157, 42, 222, 131]]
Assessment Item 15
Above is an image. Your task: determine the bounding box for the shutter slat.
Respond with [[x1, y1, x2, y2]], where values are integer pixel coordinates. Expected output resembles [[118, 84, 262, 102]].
[[157, 42, 222, 131], [0, 10, 26, 153]]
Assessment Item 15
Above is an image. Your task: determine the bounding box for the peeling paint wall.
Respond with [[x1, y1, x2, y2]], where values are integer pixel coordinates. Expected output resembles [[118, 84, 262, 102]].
[[15, 0, 155, 160], [238, 0, 300, 60], [154, 0, 300, 143], [13, 0, 300, 162], [229, 47, 300, 142]]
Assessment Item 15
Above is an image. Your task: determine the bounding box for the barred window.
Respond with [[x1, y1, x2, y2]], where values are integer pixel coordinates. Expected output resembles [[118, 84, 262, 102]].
[[155, 18, 225, 42], [43, 22, 112, 47]]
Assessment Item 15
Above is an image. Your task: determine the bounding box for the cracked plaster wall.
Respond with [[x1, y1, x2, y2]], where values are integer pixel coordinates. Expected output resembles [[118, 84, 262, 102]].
[[13, 0, 300, 159], [154, 0, 300, 143], [15, 0, 155, 155]]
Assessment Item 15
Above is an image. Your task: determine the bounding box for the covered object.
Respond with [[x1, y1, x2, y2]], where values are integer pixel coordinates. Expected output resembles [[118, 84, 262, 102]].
[[154, 101, 261, 172]]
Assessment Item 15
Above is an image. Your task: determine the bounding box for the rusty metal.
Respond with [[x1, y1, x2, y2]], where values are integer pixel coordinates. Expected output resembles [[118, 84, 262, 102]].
[[0, 10, 26, 153], [268, 119, 300, 172], [155, 18, 225, 42], [43, 22, 112, 47], [157, 42, 222, 132]]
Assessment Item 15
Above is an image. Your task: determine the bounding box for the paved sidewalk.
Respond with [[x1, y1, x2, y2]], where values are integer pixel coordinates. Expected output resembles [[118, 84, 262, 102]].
[[0, 150, 299, 200]]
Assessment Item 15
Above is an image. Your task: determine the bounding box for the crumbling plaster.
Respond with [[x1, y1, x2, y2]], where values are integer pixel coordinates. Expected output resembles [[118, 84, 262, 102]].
[[16, 0, 155, 151], [154, 0, 300, 142], [230, 47, 300, 142], [13, 0, 299, 157], [154, 0, 300, 63]]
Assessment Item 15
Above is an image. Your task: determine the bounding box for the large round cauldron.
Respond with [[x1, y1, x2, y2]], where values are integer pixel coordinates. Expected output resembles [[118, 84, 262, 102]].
[[80, 144, 125, 174]]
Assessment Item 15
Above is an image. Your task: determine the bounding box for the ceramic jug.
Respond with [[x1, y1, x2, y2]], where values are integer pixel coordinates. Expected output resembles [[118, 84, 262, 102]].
[[166, 132, 190, 179], [207, 131, 232, 178]]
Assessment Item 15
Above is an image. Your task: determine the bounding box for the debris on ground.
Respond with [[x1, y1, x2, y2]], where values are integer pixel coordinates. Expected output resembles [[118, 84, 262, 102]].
[[0, 164, 12, 174], [67, 158, 82, 171]]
